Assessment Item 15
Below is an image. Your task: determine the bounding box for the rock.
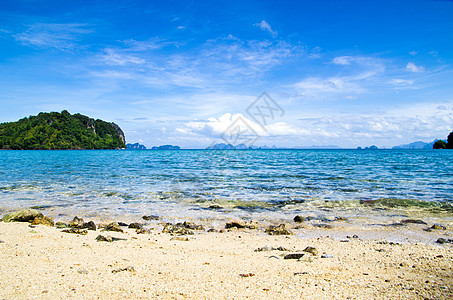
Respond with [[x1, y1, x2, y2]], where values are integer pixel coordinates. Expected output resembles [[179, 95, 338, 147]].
[[303, 246, 318, 256], [225, 220, 259, 229], [55, 222, 69, 228], [128, 223, 143, 229], [62, 228, 88, 235], [31, 216, 54, 226], [95, 235, 127, 242], [69, 216, 84, 228], [103, 222, 124, 233], [0, 240, 4, 243], [436, 238, 453, 244], [401, 219, 427, 225], [1, 209, 43, 222], [142, 215, 159, 221], [136, 228, 150, 234], [180, 221, 204, 230], [293, 215, 305, 223], [265, 224, 292, 235], [284, 253, 305, 260], [112, 266, 135, 273], [82, 221, 96, 231], [162, 223, 194, 235], [207, 228, 218, 232], [321, 254, 333, 258], [431, 224, 446, 230], [117, 222, 129, 227], [334, 216, 348, 221], [96, 235, 113, 242], [171, 236, 189, 241], [255, 245, 289, 252], [208, 204, 222, 209], [294, 272, 309, 275]]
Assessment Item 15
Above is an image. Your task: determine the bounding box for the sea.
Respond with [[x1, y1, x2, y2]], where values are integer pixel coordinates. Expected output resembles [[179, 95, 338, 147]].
[[0, 149, 452, 226]]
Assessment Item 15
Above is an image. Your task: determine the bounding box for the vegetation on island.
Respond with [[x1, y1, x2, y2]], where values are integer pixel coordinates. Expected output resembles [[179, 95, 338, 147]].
[[433, 131, 453, 149], [0, 110, 126, 150]]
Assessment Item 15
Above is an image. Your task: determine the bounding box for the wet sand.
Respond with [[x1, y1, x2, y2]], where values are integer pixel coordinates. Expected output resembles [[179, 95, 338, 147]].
[[0, 218, 452, 299]]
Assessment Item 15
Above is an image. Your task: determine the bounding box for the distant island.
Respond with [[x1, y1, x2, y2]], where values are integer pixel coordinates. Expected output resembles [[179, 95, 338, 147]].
[[126, 143, 147, 150], [357, 145, 379, 150], [432, 131, 452, 149], [151, 145, 180, 150], [392, 141, 435, 150], [0, 110, 125, 150]]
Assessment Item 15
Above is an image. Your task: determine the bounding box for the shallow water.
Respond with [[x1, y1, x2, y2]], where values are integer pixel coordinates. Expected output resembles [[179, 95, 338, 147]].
[[0, 149, 452, 224]]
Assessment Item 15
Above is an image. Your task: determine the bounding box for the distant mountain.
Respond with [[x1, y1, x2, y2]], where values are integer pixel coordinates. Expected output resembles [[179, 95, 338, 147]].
[[151, 145, 180, 150], [0, 110, 125, 150], [126, 143, 146, 150], [357, 145, 379, 150], [392, 140, 435, 150]]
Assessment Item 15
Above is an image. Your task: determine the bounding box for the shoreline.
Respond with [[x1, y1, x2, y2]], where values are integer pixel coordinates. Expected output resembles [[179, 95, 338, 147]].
[[1, 210, 452, 299]]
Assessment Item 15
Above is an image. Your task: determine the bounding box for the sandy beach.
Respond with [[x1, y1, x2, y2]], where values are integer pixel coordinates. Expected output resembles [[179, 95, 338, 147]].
[[1, 214, 452, 299]]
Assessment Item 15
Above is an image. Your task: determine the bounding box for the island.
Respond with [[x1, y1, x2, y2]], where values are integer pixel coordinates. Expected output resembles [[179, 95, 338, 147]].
[[0, 110, 126, 150], [151, 145, 180, 150], [126, 143, 147, 150]]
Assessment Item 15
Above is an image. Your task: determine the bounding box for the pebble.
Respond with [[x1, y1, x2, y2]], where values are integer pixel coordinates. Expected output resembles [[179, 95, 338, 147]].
[[239, 273, 255, 277], [321, 254, 333, 258], [62, 228, 88, 235], [284, 253, 305, 260], [303, 247, 318, 256], [294, 272, 308, 275], [171, 236, 189, 241], [136, 228, 150, 234], [112, 266, 135, 273], [77, 268, 89, 275]]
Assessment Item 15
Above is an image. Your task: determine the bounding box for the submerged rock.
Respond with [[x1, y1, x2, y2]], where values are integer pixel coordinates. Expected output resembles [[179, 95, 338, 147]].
[[1, 209, 43, 222], [225, 220, 259, 230], [401, 219, 427, 225], [62, 228, 88, 235], [436, 238, 453, 244], [293, 215, 305, 223], [103, 222, 124, 233], [31, 216, 54, 226], [265, 224, 292, 235], [142, 215, 159, 221], [69, 216, 84, 228], [162, 223, 194, 235], [313, 223, 332, 229]]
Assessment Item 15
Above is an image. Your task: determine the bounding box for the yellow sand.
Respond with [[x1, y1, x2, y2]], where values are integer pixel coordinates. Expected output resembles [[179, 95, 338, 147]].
[[0, 222, 452, 299]]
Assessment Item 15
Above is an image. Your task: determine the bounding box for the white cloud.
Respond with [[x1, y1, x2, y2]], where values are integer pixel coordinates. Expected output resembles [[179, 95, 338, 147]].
[[406, 62, 425, 73], [332, 56, 353, 65], [255, 20, 277, 37], [14, 23, 92, 51], [389, 78, 414, 86], [101, 48, 146, 65]]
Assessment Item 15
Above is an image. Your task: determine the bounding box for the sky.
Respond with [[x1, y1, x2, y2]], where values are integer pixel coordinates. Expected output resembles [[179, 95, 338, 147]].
[[1, 0, 453, 149]]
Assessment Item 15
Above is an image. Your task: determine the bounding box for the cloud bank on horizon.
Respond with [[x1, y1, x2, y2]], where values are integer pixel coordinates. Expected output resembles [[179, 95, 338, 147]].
[[0, 0, 452, 148]]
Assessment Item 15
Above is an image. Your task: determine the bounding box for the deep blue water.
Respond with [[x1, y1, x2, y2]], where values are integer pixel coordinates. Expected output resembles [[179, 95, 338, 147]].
[[0, 149, 452, 221]]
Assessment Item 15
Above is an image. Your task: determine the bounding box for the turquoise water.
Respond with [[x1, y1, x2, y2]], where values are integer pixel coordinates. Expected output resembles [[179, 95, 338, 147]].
[[0, 150, 452, 221]]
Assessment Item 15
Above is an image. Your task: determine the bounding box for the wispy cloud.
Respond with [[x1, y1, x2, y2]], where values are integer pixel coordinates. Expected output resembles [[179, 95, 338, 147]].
[[406, 61, 425, 73], [255, 20, 277, 37], [14, 23, 92, 51]]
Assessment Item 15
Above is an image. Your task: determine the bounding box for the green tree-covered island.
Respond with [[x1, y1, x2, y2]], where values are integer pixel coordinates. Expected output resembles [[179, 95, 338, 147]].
[[0, 110, 126, 150]]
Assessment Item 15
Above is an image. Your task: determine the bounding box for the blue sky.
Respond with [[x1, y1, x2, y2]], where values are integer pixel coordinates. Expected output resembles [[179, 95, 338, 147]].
[[1, 0, 453, 148]]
